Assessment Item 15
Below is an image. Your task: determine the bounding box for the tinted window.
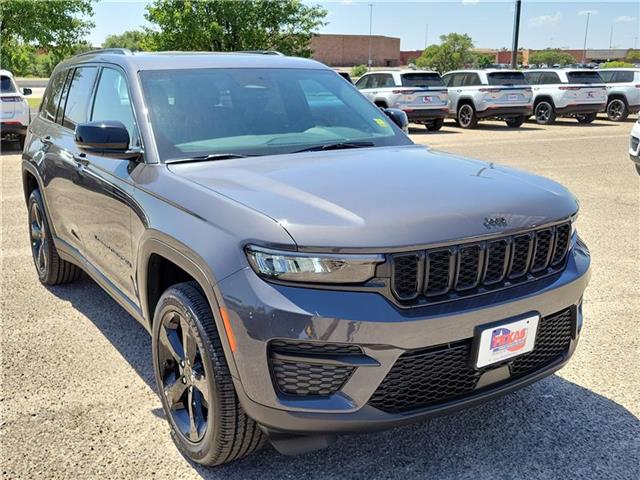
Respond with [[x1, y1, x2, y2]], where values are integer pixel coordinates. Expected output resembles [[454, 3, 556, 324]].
[[462, 73, 481, 86], [567, 71, 603, 84], [523, 72, 540, 85], [62, 67, 97, 129], [1, 75, 16, 93], [488, 72, 528, 86], [598, 71, 615, 83], [355, 75, 371, 89], [450, 74, 465, 87], [441, 74, 452, 87], [91, 68, 138, 146], [613, 71, 634, 83], [381, 74, 395, 87], [140, 68, 411, 161], [42, 71, 68, 122], [540, 72, 561, 84], [401, 73, 444, 87]]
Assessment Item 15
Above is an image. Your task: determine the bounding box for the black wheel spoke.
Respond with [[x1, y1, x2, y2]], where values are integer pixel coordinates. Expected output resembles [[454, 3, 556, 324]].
[[181, 318, 198, 366], [187, 387, 198, 441], [37, 244, 46, 270], [192, 371, 209, 407], [164, 376, 187, 407], [159, 323, 184, 363]]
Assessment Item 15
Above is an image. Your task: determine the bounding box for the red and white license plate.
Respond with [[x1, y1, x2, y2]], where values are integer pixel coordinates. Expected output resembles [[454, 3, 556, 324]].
[[474, 314, 539, 368], [422, 96, 433, 103]]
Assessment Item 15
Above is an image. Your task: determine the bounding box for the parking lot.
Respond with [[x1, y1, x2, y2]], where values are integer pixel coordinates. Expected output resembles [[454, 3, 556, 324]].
[[1, 118, 639, 479]]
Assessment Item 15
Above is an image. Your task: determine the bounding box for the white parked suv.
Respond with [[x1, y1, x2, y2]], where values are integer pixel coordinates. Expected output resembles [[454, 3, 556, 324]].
[[598, 68, 640, 121], [629, 118, 640, 175], [523, 69, 606, 125], [1, 69, 32, 149], [441, 69, 533, 129], [355, 70, 449, 130]]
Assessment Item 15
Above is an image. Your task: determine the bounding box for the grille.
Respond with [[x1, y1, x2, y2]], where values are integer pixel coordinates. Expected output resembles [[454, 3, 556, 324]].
[[390, 223, 571, 305], [368, 308, 574, 413], [271, 358, 354, 396], [270, 339, 362, 355]]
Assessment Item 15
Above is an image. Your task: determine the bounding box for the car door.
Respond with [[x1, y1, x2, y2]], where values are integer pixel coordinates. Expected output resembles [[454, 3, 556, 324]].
[[446, 73, 463, 111]]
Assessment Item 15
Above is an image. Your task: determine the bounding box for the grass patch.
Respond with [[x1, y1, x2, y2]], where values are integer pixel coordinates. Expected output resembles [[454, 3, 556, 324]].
[[27, 97, 42, 109]]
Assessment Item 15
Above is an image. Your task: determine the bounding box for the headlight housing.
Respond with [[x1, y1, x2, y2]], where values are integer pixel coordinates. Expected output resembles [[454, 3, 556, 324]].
[[246, 246, 384, 284]]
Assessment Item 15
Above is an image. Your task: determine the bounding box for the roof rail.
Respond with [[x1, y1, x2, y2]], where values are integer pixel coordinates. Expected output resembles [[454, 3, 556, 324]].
[[74, 48, 133, 58], [237, 50, 285, 56]]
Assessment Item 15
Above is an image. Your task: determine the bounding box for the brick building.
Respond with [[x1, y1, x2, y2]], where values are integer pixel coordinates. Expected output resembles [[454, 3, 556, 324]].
[[310, 34, 400, 67]]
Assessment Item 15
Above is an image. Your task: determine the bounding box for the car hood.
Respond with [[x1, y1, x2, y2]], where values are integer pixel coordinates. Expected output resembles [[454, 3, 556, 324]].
[[168, 145, 578, 250]]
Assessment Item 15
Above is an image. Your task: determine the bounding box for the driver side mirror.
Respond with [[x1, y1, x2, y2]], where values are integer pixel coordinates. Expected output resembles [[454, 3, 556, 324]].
[[383, 108, 409, 133], [75, 121, 141, 159], [22, 88, 32, 96]]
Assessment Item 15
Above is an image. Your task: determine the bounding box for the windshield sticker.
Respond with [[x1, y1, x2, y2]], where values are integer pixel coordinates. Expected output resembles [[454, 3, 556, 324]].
[[374, 118, 389, 128]]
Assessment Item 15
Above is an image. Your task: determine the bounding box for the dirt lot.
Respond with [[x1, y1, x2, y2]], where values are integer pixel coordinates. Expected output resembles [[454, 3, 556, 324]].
[[1, 118, 639, 480]]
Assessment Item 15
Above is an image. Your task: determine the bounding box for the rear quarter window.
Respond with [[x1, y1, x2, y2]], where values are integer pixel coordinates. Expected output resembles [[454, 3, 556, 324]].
[[41, 71, 69, 122], [488, 72, 528, 86], [401, 73, 445, 88], [1, 75, 16, 93], [567, 71, 603, 84], [613, 71, 634, 83]]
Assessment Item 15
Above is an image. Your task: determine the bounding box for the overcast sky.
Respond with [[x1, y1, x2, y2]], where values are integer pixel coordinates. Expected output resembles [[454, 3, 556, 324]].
[[90, 0, 640, 51]]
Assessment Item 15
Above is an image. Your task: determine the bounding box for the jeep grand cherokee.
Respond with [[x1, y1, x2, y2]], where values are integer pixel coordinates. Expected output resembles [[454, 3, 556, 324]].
[[22, 49, 591, 466]]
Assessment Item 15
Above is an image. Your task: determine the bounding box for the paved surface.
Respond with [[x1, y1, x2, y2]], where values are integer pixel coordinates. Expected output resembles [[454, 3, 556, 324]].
[[1, 118, 639, 479]]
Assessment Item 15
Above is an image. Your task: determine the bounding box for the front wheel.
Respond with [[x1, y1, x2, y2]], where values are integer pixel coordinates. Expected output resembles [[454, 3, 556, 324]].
[[505, 116, 526, 128], [152, 281, 265, 466], [425, 118, 444, 131], [534, 101, 556, 125], [457, 104, 478, 129], [576, 112, 597, 124], [606, 99, 628, 122]]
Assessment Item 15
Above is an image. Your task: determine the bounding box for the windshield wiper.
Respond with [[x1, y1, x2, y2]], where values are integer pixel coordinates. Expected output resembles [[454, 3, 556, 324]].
[[166, 153, 251, 164], [292, 141, 375, 154]]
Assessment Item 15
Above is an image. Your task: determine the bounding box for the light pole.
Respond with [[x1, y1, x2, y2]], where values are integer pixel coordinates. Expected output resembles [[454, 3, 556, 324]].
[[368, 4, 374, 70], [609, 24, 614, 49], [424, 24, 429, 48], [510, 0, 522, 69], [582, 11, 592, 63]]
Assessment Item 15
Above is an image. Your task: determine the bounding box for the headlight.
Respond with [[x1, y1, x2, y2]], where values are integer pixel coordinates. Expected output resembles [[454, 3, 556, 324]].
[[246, 246, 384, 284]]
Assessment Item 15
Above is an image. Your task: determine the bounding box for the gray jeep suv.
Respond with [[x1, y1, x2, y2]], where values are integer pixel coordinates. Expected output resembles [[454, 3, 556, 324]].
[[22, 49, 591, 466]]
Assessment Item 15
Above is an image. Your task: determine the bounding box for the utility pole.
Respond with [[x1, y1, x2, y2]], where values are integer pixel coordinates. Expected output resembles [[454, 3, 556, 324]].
[[582, 11, 592, 63], [510, 0, 522, 69], [424, 24, 429, 48], [609, 24, 614, 49], [368, 4, 374, 70]]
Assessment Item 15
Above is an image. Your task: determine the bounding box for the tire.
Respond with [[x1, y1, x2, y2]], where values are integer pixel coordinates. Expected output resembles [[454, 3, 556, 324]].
[[505, 116, 526, 128], [457, 103, 478, 129], [18, 134, 26, 151], [426, 118, 444, 131], [576, 112, 597, 124], [606, 99, 628, 122], [152, 281, 265, 466], [27, 189, 82, 285], [635, 164, 640, 176], [534, 101, 556, 125]]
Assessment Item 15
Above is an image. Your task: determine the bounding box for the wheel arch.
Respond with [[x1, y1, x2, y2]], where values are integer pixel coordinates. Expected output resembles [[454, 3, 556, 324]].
[[607, 93, 628, 105], [456, 97, 476, 113], [534, 95, 555, 108]]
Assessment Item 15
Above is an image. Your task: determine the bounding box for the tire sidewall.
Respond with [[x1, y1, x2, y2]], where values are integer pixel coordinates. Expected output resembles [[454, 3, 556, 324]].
[[607, 99, 627, 121], [535, 101, 554, 124], [152, 289, 221, 463], [457, 104, 475, 128]]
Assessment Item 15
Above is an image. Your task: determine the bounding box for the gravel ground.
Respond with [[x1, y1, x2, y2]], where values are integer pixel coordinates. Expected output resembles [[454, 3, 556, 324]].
[[1, 117, 639, 480]]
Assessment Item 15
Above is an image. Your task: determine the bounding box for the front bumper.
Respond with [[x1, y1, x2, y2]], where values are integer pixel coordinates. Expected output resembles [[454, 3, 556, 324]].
[[476, 105, 533, 119], [218, 239, 590, 435]]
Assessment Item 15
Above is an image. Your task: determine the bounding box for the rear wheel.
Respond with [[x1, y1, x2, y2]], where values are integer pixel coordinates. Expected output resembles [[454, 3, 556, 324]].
[[576, 112, 597, 124], [152, 281, 265, 466], [635, 164, 640, 176], [425, 118, 444, 131], [457, 104, 478, 129], [18, 134, 26, 151], [534, 101, 556, 125], [27, 189, 82, 285], [505, 116, 526, 128], [606, 99, 628, 122]]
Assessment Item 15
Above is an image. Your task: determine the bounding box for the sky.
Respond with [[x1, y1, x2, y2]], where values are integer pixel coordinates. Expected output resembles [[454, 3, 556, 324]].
[[90, 0, 640, 51]]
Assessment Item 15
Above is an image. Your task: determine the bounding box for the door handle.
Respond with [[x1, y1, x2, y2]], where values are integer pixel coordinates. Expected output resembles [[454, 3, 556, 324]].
[[41, 135, 52, 145], [73, 153, 89, 167]]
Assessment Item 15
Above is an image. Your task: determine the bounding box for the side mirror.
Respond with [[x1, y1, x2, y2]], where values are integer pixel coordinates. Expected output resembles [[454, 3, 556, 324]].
[[22, 88, 32, 96], [383, 108, 409, 133], [75, 121, 130, 152]]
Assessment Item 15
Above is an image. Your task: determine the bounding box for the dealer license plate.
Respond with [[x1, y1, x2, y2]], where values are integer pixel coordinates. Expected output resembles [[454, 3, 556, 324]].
[[474, 315, 539, 368]]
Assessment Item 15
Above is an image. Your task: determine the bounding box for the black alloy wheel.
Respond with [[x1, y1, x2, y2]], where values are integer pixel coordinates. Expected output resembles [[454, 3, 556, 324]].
[[606, 99, 628, 122], [534, 101, 556, 125], [29, 200, 47, 276], [457, 104, 477, 129]]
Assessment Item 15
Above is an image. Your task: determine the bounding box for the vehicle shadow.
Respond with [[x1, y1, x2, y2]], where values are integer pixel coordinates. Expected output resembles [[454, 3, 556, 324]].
[[47, 275, 640, 480]]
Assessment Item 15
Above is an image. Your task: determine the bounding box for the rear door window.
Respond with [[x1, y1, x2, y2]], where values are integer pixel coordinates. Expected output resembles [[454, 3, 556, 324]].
[[0, 75, 17, 93], [487, 72, 528, 86], [62, 66, 98, 129], [567, 71, 603, 84], [462, 73, 481, 87], [401, 73, 444, 88], [540, 72, 561, 84], [41, 70, 69, 122], [523, 72, 540, 85]]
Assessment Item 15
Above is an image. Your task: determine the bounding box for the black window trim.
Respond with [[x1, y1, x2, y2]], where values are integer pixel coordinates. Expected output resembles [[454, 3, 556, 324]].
[[60, 64, 100, 131], [39, 68, 71, 124]]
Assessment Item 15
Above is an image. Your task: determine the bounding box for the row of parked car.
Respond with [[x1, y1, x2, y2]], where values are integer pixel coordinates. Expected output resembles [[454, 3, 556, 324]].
[[352, 67, 640, 130]]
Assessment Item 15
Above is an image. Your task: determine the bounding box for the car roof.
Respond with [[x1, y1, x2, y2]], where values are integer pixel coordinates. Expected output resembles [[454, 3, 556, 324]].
[[596, 67, 640, 72], [0, 69, 14, 77], [444, 69, 521, 74], [56, 50, 328, 72], [525, 68, 598, 73], [363, 69, 439, 75]]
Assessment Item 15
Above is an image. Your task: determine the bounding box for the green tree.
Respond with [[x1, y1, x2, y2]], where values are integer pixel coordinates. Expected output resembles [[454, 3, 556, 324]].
[[473, 54, 493, 69], [350, 64, 367, 78], [600, 61, 635, 69], [625, 50, 640, 63], [528, 49, 576, 67], [144, 0, 326, 56], [103, 30, 149, 51], [0, 0, 94, 71], [415, 33, 475, 73]]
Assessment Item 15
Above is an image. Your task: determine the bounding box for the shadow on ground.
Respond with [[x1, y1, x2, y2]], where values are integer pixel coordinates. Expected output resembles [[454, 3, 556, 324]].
[[48, 276, 639, 480]]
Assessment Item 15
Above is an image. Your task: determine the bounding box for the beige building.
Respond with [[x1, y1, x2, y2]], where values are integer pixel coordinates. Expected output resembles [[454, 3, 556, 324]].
[[310, 34, 400, 67]]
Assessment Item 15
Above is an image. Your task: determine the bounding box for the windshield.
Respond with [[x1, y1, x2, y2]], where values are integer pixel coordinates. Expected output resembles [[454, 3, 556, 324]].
[[140, 68, 412, 161], [567, 71, 603, 84], [401, 73, 444, 88], [1, 75, 17, 93], [487, 72, 528, 86]]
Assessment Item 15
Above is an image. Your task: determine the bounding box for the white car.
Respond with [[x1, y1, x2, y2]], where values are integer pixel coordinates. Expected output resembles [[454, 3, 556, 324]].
[[355, 70, 449, 131], [523, 69, 607, 125], [598, 68, 640, 121], [1, 69, 31, 149], [629, 118, 640, 175]]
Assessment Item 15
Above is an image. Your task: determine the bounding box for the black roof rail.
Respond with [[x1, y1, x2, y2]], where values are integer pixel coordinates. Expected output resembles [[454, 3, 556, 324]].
[[237, 50, 285, 56], [74, 48, 133, 58]]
